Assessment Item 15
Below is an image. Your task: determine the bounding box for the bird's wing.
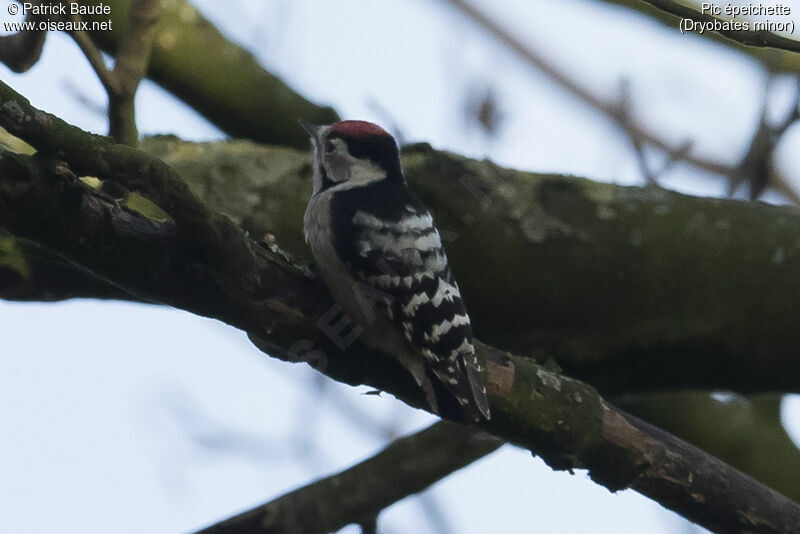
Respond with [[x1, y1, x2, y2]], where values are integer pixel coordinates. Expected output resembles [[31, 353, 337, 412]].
[[342, 203, 490, 421]]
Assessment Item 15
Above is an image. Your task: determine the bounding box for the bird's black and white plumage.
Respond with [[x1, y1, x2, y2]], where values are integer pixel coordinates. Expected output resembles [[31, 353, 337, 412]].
[[301, 119, 490, 422]]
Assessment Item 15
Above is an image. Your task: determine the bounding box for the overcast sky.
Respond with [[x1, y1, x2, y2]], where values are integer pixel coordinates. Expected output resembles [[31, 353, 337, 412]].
[[2, 1, 799, 532]]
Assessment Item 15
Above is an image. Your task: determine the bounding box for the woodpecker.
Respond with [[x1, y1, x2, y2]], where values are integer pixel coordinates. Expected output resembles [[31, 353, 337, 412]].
[[300, 119, 490, 422]]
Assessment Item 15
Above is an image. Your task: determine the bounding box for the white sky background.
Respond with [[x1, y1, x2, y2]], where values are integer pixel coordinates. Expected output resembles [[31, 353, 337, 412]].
[[1, 0, 800, 532]]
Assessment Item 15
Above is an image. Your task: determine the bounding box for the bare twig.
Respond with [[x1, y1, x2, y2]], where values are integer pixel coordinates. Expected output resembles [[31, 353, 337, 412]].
[[598, 0, 800, 74], [615, 78, 693, 184], [70, 0, 340, 148], [61, 79, 107, 117], [616, 79, 656, 184], [194, 421, 501, 534], [68, 24, 117, 94], [66, 0, 160, 144], [639, 0, 800, 54], [730, 78, 800, 200], [443, 0, 800, 203], [107, 0, 160, 145], [443, 0, 733, 177]]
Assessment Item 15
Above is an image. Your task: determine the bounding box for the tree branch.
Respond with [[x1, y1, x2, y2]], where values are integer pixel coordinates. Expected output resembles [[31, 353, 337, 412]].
[[1, 81, 799, 532], [0, 9, 47, 73], [5, 129, 800, 394], [68, 0, 798, 196], [639, 0, 800, 54], [443, 0, 733, 177], [599, 0, 800, 74], [618, 392, 800, 503], [195, 422, 503, 534], [133, 136, 800, 395], [105, 0, 160, 144], [443, 0, 800, 203], [68, 25, 118, 95], [70, 0, 339, 148], [0, 234, 132, 301]]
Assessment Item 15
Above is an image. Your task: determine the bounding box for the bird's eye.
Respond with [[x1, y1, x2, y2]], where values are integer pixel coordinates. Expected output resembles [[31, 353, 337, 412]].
[[325, 140, 336, 154]]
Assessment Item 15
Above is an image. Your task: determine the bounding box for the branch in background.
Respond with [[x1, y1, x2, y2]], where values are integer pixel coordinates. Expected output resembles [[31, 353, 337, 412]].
[[616, 78, 692, 185], [617, 392, 800, 504], [5, 130, 800, 396], [65, 0, 800, 198], [731, 77, 800, 199], [1, 81, 799, 533], [0, 9, 47, 73], [67, 0, 160, 144], [71, 0, 338, 148], [443, 0, 800, 204], [68, 25, 118, 94], [443, 0, 729, 175], [195, 422, 503, 534], [599, 0, 800, 73], [638, 0, 800, 54], [105, 0, 160, 144]]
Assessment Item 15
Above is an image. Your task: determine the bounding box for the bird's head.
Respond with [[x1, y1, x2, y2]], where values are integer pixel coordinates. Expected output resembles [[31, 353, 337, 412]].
[[300, 119, 403, 195]]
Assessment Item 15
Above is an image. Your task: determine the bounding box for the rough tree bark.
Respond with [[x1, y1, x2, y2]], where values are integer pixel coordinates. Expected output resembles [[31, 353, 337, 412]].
[[100, 138, 800, 396], [5, 133, 799, 504], [1, 80, 799, 532], [7, 134, 800, 395]]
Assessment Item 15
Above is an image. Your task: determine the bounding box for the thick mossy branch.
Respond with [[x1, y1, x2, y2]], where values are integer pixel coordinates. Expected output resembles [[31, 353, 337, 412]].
[[7, 132, 800, 395], [1, 86, 798, 532], [73, 0, 338, 147], [136, 136, 800, 396], [0, 83, 262, 312], [5, 130, 800, 504]]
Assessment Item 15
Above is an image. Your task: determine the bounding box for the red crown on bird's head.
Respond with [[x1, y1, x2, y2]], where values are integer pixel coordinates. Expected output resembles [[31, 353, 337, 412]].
[[329, 120, 391, 138]]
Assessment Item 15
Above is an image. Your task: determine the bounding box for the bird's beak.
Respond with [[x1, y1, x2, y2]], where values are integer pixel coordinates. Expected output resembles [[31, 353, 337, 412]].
[[298, 119, 320, 140]]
